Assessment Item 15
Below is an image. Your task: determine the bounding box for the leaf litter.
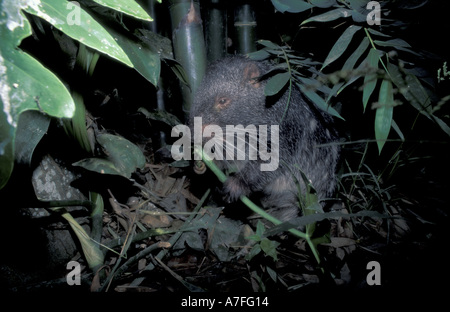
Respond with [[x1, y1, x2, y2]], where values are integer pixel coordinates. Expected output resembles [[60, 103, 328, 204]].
[[67, 149, 444, 293]]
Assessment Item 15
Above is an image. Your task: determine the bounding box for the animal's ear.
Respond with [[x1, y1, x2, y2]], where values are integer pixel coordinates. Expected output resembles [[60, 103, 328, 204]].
[[242, 62, 261, 89]]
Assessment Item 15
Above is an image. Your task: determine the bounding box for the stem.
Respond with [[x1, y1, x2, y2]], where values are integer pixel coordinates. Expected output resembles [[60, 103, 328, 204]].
[[194, 146, 322, 266], [279, 47, 293, 124], [364, 28, 391, 78], [129, 189, 211, 287]]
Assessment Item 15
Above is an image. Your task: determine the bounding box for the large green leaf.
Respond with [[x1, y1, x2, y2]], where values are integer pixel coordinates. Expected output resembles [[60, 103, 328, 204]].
[[309, 0, 337, 8], [73, 134, 146, 178], [375, 79, 394, 153], [296, 80, 344, 120], [93, 0, 153, 21], [14, 111, 51, 165], [0, 0, 76, 189], [271, 0, 313, 13], [113, 28, 161, 86], [23, 0, 133, 67]]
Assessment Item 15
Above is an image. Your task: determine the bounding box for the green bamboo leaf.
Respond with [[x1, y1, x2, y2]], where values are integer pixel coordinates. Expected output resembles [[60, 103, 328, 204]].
[[402, 75, 450, 136], [373, 37, 419, 56], [348, 0, 368, 23], [373, 39, 411, 49], [375, 79, 394, 153], [265, 72, 291, 96], [309, 0, 337, 8], [271, 0, 313, 13], [23, 0, 132, 67], [367, 28, 392, 38], [321, 25, 362, 71], [362, 48, 379, 112], [332, 57, 367, 97], [343, 37, 370, 71], [301, 8, 352, 25], [93, 0, 153, 21], [296, 81, 344, 120], [256, 39, 281, 49], [327, 37, 370, 101], [394, 46, 422, 57], [247, 49, 271, 61], [388, 63, 435, 119], [387, 63, 450, 137], [391, 119, 405, 141]]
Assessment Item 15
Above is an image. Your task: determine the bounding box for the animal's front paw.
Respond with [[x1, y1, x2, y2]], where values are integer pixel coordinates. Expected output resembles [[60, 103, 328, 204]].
[[222, 176, 250, 203]]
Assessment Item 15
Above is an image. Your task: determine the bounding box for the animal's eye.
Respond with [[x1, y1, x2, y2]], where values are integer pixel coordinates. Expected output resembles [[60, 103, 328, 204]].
[[216, 96, 230, 108]]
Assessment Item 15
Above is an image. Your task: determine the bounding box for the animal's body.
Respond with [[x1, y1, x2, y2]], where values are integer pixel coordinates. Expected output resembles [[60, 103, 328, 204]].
[[189, 56, 340, 221]]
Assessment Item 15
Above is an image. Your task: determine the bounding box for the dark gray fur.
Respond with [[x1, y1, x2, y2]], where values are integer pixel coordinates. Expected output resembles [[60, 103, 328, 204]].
[[189, 56, 340, 221]]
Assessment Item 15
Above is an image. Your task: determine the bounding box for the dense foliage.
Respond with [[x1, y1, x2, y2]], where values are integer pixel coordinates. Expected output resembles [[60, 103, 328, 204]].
[[0, 0, 448, 293]]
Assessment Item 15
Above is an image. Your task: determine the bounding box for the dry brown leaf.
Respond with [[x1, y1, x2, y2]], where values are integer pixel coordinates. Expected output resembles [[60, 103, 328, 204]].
[[158, 241, 171, 248], [141, 214, 171, 228], [181, 187, 200, 205], [138, 258, 147, 271], [154, 176, 177, 196]]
